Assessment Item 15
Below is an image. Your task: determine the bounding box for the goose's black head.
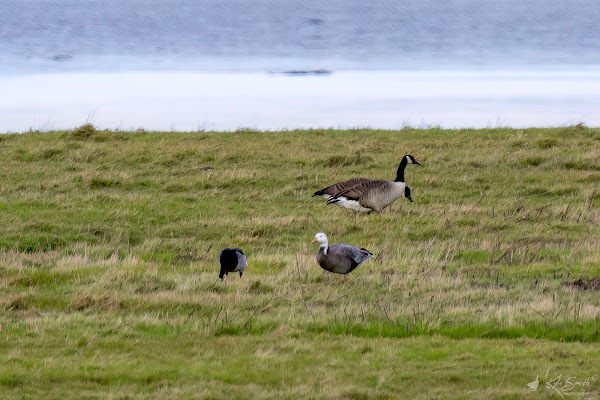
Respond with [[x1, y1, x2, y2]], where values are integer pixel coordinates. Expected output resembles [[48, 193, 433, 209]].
[[395, 155, 421, 182], [405, 154, 421, 166], [404, 186, 413, 203]]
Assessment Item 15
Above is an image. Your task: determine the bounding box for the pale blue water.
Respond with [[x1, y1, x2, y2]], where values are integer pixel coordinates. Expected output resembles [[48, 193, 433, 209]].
[[2, 1, 599, 131], [2, 0, 600, 74]]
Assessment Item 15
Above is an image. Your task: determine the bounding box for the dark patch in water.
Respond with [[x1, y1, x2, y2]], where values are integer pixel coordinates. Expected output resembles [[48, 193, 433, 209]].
[[281, 69, 332, 76], [51, 54, 73, 62]]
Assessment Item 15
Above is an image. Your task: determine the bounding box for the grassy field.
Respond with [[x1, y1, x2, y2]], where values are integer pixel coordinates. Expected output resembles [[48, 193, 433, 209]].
[[0, 125, 599, 399]]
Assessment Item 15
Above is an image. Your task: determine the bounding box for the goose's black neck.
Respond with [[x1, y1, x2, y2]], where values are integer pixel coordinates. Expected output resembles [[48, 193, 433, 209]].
[[394, 157, 408, 182]]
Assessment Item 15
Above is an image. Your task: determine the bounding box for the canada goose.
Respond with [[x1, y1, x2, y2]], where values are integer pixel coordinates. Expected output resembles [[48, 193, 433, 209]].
[[312, 154, 420, 200], [218, 248, 248, 280], [311, 232, 373, 275]]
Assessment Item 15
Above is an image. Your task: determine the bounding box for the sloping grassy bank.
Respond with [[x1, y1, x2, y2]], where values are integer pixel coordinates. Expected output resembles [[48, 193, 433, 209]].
[[0, 125, 599, 398]]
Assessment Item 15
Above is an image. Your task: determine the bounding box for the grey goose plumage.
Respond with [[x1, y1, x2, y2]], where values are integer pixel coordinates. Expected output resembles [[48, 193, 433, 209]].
[[218, 248, 248, 280], [312, 232, 373, 275]]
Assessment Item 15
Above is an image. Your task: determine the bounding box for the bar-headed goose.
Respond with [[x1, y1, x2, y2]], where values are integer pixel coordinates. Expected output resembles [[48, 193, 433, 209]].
[[311, 232, 373, 275], [218, 248, 248, 280], [312, 154, 420, 200]]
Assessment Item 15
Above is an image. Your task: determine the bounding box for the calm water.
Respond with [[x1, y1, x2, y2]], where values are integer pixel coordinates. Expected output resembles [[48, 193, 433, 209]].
[[2, 1, 599, 130], [2, 0, 600, 73]]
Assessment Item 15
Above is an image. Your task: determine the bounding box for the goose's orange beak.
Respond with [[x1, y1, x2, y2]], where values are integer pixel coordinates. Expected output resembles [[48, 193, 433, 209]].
[[311, 238, 318, 243]]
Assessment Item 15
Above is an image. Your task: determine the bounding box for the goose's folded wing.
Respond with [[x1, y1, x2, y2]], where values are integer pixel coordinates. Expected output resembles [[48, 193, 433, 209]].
[[236, 251, 248, 267], [330, 180, 388, 201], [335, 244, 373, 264], [314, 178, 372, 197]]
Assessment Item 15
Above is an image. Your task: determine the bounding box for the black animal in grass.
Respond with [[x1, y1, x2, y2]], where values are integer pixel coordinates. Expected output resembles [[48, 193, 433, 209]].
[[218, 248, 248, 280]]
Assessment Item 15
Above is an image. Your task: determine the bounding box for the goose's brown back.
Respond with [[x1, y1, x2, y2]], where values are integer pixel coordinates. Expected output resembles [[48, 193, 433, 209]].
[[313, 178, 373, 197]]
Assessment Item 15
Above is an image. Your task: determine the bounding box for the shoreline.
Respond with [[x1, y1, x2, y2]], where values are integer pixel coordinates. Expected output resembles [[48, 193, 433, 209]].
[[3, 69, 600, 133]]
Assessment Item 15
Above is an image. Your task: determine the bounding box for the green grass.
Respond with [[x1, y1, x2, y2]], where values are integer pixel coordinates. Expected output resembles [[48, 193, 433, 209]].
[[1, 125, 600, 398]]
